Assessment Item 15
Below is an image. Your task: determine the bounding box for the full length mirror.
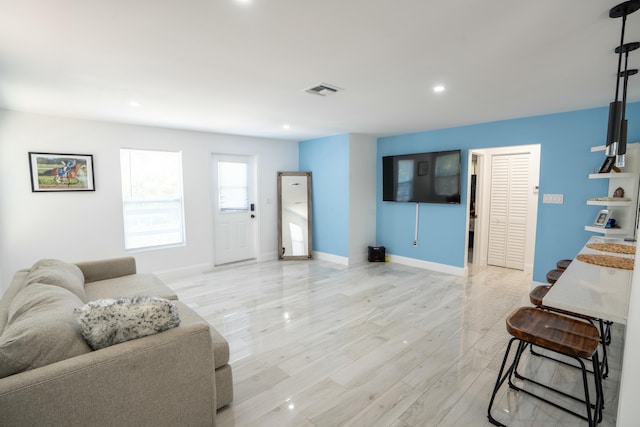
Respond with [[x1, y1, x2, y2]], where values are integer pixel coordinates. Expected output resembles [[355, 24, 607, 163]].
[[278, 171, 312, 260]]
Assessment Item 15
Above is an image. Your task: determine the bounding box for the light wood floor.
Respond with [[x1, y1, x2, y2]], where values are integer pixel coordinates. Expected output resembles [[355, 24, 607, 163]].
[[167, 260, 623, 427]]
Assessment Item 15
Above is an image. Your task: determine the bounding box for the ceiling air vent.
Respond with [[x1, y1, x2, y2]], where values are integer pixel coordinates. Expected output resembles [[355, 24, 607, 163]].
[[304, 83, 342, 96]]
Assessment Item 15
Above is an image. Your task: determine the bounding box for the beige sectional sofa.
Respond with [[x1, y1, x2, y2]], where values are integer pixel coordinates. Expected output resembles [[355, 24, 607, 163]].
[[0, 256, 232, 426]]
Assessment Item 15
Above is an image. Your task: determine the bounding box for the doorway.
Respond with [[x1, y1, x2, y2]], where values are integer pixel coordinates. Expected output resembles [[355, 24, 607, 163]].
[[468, 154, 479, 264], [466, 145, 540, 274], [211, 154, 258, 266]]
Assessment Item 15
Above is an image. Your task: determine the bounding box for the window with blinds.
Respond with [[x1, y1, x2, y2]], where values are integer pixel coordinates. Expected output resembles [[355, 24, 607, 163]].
[[120, 148, 185, 251]]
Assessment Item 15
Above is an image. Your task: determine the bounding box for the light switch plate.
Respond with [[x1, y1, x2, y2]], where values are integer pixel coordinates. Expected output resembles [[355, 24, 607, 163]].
[[543, 194, 564, 204]]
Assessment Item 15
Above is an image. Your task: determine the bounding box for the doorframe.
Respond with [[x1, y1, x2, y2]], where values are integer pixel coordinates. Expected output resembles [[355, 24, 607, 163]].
[[465, 144, 540, 275], [210, 153, 261, 267], [466, 152, 485, 267]]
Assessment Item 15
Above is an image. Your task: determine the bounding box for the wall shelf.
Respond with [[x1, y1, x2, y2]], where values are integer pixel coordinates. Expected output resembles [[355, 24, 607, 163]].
[[588, 172, 636, 179], [584, 225, 628, 235], [587, 200, 632, 207], [585, 143, 640, 237]]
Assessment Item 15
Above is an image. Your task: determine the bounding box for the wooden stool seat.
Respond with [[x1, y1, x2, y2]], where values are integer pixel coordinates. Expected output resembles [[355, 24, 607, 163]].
[[546, 268, 564, 284], [529, 285, 551, 306], [506, 307, 599, 359], [557, 259, 572, 270]]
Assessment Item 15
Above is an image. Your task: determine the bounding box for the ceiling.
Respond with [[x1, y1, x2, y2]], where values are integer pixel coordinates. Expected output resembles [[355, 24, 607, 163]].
[[1, 0, 640, 141]]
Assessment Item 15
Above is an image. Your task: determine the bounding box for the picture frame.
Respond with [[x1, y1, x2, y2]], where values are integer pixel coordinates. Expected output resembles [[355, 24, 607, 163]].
[[593, 209, 611, 227], [28, 152, 95, 192], [599, 156, 615, 173]]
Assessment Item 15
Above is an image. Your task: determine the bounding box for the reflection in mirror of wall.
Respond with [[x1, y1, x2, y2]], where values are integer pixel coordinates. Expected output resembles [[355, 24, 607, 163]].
[[278, 172, 312, 260]]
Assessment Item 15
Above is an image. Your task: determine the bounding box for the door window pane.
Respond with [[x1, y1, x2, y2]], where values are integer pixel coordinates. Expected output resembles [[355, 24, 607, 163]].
[[218, 161, 248, 211]]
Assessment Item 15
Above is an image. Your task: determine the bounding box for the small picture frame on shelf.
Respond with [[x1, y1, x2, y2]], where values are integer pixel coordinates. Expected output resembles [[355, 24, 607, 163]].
[[593, 209, 611, 227], [598, 156, 615, 173]]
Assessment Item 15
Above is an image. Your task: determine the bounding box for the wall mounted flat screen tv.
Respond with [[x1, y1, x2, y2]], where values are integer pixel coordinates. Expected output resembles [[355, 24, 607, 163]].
[[382, 149, 461, 204]]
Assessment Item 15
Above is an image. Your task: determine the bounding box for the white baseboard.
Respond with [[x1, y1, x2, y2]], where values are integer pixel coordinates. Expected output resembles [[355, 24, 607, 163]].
[[388, 254, 465, 276], [156, 250, 281, 281], [154, 252, 464, 279], [313, 251, 349, 265], [261, 251, 279, 262], [154, 262, 212, 282]]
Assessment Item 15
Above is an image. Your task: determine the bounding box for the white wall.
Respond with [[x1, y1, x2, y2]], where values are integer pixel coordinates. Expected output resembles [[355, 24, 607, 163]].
[[348, 134, 377, 263], [617, 235, 640, 425], [0, 110, 298, 293]]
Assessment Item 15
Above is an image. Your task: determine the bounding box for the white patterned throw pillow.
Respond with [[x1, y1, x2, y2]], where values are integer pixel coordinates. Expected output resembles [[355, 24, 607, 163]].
[[74, 296, 180, 350]]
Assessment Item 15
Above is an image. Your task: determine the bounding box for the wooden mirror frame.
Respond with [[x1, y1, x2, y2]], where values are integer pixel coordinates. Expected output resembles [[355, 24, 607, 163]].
[[277, 171, 313, 260]]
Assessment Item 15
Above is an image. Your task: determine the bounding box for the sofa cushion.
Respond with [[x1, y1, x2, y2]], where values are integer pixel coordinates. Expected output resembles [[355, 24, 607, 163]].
[[75, 296, 181, 350], [0, 270, 29, 334], [175, 301, 230, 368], [75, 256, 137, 283], [26, 259, 86, 302], [84, 273, 178, 301], [0, 283, 91, 378]]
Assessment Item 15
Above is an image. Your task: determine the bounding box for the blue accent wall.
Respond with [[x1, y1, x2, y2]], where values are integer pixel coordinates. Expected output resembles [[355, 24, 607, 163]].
[[377, 103, 640, 282], [299, 134, 350, 257]]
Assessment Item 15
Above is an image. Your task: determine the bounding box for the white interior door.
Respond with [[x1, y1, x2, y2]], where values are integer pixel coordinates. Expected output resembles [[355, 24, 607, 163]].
[[487, 153, 530, 270], [211, 154, 257, 266]]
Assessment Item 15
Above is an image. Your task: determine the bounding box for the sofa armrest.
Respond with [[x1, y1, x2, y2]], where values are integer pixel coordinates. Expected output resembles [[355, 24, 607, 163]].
[[76, 257, 137, 283], [0, 322, 216, 427]]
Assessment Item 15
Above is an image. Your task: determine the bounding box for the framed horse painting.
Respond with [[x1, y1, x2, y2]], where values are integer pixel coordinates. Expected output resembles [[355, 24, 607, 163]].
[[28, 152, 95, 192]]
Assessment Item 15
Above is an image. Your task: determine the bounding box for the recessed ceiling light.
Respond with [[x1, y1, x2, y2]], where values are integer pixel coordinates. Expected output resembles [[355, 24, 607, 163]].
[[433, 85, 445, 93], [282, 124, 291, 130], [129, 100, 141, 108]]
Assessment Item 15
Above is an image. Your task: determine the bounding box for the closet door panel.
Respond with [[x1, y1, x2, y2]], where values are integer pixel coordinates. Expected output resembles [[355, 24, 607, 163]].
[[488, 154, 529, 270]]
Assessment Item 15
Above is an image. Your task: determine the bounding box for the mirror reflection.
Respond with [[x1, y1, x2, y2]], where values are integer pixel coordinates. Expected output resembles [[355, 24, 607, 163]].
[[278, 172, 312, 260]]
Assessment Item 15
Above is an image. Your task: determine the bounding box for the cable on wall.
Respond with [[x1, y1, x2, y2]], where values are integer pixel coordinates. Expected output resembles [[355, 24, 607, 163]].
[[414, 203, 419, 247]]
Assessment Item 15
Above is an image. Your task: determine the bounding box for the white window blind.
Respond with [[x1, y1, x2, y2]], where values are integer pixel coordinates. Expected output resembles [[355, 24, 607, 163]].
[[120, 149, 185, 250], [218, 161, 249, 211]]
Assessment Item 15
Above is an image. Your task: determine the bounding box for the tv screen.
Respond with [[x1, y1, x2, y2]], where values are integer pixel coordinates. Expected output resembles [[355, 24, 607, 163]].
[[382, 150, 461, 204]]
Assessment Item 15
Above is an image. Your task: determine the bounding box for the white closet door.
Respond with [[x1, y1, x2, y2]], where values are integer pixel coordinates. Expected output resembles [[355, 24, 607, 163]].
[[487, 157, 509, 267], [487, 153, 529, 270]]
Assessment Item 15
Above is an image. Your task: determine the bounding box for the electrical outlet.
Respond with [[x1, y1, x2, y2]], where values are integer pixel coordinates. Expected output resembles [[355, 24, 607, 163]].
[[413, 240, 418, 247]]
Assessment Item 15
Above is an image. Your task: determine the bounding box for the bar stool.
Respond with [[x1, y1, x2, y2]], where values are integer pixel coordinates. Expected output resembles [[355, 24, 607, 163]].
[[557, 259, 572, 270], [529, 285, 551, 307], [530, 284, 610, 378], [487, 307, 603, 427], [546, 268, 564, 284]]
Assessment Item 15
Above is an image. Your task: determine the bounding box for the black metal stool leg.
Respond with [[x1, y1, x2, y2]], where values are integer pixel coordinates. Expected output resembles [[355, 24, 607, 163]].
[[491, 341, 603, 426], [488, 338, 521, 426], [592, 352, 604, 424], [598, 319, 609, 378]]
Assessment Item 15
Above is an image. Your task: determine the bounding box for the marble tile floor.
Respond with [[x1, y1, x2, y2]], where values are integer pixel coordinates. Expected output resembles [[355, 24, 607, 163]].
[[167, 260, 623, 427]]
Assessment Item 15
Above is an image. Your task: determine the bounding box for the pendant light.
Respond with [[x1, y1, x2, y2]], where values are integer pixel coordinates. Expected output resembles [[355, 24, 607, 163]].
[[615, 43, 638, 167], [607, 1, 640, 159]]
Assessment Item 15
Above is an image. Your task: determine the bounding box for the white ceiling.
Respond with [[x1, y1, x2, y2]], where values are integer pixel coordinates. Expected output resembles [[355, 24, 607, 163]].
[[1, 0, 640, 141]]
